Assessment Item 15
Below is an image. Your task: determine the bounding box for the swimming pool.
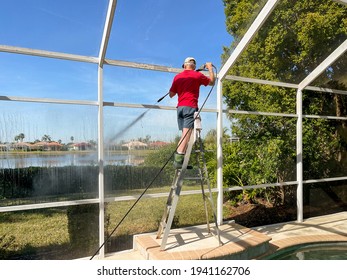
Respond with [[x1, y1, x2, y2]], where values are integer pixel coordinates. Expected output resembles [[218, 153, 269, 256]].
[[264, 242, 347, 260]]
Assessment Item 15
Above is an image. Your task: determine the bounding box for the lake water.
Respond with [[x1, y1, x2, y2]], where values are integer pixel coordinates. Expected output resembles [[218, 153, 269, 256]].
[[0, 152, 144, 169]]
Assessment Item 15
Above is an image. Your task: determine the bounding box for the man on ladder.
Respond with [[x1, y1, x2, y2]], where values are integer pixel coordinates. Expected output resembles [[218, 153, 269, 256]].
[[169, 57, 215, 169], [156, 57, 220, 251]]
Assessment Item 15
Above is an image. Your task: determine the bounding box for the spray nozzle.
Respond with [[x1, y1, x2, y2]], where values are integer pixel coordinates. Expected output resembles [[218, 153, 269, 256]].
[[196, 64, 216, 72], [196, 64, 206, 72]]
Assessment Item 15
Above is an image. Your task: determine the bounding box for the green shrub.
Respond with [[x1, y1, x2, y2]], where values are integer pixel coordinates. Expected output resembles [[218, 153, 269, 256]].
[[0, 165, 172, 201]]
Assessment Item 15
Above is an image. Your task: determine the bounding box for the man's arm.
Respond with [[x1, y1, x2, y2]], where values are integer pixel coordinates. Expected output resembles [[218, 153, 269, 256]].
[[205, 62, 215, 86], [169, 91, 176, 98]]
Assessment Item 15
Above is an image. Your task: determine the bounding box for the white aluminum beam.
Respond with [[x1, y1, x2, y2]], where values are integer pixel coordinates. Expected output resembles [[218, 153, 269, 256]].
[[104, 58, 181, 73], [0, 95, 98, 106], [0, 44, 98, 63], [304, 176, 347, 184], [304, 114, 347, 120], [96, 0, 118, 259], [296, 89, 303, 222], [226, 109, 347, 120], [225, 75, 298, 89], [0, 199, 99, 213], [224, 74, 347, 94], [298, 39, 347, 90], [99, 0, 117, 66], [227, 109, 296, 118], [216, 80, 223, 225], [97, 66, 105, 258], [218, 0, 280, 80], [225, 181, 298, 192], [333, 0, 347, 5]]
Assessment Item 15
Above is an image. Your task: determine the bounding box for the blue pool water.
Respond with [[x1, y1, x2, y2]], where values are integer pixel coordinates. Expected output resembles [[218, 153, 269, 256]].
[[265, 242, 347, 260]]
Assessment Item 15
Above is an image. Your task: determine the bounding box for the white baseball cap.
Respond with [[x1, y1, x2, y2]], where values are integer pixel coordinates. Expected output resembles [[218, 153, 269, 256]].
[[182, 57, 196, 68]]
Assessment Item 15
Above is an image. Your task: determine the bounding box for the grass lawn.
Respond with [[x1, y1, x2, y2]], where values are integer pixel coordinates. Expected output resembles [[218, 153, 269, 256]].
[[0, 187, 222, 259]]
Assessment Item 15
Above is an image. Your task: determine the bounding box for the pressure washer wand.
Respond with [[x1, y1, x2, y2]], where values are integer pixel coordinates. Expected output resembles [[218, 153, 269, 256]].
[[157, 92, 169, 103]]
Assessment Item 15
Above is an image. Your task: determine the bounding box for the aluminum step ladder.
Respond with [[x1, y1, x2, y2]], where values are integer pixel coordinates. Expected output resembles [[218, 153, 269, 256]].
[[156, 112, 222, 250]]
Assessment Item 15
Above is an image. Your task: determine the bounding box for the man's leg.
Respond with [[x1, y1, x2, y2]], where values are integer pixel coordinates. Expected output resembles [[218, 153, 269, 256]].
[[173, 107, 195, 169], [177, 127, 192, 154], [174, 127, 193, 169]]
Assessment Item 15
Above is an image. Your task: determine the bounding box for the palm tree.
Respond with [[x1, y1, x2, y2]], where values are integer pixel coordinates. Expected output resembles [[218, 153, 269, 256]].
[[41, 135, 51, 142], [18, 133, 25, 142]]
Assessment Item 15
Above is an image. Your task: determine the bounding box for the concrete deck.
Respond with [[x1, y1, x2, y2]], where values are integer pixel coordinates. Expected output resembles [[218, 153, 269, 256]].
[[102, 211, 347, 260]]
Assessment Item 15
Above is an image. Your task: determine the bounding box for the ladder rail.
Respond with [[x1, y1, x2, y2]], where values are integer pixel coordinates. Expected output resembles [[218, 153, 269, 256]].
[[156, 170, 180, 239], [197, 132, 222, 245], [195, 146, 211, 233]]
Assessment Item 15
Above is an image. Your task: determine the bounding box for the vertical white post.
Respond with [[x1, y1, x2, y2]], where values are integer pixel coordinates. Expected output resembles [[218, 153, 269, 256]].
[[97, 66, 105, 257], [96, 0, 117, 259], [216, 79, 224, 225], [296, 89, 303, 222]]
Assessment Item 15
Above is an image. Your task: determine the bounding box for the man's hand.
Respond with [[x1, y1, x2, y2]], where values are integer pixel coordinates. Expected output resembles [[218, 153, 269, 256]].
[[205, 62, 213, 70], [205, 62, 215, 85]]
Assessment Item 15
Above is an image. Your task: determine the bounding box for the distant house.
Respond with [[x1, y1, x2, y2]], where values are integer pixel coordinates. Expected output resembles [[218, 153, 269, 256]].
[[72, 142, 94, 151], [148, 141, 170, 149], [33, 141, 62, 151], [11, 142, 33, 151], [122, 140, 148, 150], [0, 144, 8, 151]]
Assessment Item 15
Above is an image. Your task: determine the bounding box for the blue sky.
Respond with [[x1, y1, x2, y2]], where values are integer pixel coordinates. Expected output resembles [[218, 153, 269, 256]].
[[0, 0, 232, 143]]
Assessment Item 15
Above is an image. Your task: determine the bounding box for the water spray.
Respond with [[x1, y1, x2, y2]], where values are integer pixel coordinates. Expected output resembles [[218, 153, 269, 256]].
[[106, 109, 151, 145], [105, 90, 172, 146]]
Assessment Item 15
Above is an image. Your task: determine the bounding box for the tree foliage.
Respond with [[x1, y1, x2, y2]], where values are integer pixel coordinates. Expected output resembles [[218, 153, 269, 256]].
[[222, 0, 347, 202]]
